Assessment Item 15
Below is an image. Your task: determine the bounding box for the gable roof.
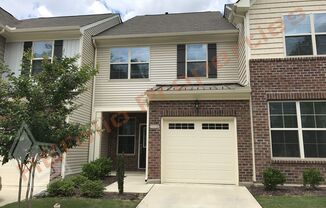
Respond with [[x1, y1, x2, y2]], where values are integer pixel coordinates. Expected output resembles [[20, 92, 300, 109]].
[[0, 7, 18, 27], [14, 13, 117, 29], [0, 7, 117, 30], [96, 11, 236, 37]]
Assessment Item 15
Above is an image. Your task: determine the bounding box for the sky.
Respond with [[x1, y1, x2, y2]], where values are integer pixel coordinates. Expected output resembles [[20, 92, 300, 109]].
[[0, 0, 237, 21]]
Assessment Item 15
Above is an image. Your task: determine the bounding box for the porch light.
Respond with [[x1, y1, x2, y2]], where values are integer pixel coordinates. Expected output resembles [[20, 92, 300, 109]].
[[195, 100, 200, 110]]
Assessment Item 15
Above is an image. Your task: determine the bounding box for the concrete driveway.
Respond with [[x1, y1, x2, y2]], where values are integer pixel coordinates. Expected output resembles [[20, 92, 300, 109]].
[[137, 184, 262, 208], [0, 159, 51, 207]]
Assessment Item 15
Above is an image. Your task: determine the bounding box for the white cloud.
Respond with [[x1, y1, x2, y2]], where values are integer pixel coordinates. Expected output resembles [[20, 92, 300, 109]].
[[89, 1, 112, 14], [0, 0, 237, 20], [37, 5, 53, 17]]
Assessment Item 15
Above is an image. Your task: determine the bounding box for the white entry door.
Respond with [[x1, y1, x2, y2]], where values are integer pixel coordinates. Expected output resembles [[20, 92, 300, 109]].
[[162, 117, 238, 185]]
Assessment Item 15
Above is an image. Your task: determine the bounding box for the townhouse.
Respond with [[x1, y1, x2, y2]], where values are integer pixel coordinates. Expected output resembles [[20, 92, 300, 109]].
[[1, 0, 325, 186]]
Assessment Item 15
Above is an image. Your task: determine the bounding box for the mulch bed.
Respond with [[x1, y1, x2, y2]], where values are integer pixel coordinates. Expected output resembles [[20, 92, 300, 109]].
[[248, 185, 326, 197], [103, 176, 117, 186], [104, 192, 146, 201]]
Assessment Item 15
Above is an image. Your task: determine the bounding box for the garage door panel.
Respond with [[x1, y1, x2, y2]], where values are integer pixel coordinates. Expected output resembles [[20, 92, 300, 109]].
[[162, 118, 238, 185]]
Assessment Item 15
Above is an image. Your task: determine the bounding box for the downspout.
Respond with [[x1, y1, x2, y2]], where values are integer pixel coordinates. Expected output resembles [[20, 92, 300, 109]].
[[91, 38, 98, 161], [229, 6, 257, 183]]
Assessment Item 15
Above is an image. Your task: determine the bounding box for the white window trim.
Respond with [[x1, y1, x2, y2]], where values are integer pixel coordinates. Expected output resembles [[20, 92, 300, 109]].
[[269, 101, 326, 161], [30, 41, 55, 74], [185, 44, 209, 78], [117, 117, 136, 155], [283, 12, 326, 57], [110, 47, 151, 80]]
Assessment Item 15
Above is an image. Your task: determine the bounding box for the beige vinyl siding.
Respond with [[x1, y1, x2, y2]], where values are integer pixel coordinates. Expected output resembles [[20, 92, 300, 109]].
[[64, 17, 120, 176], [237, 23, 248, 86], [248, 0, 326, 59], [0, 36, 5, 64], [95, 41, 239, 111]]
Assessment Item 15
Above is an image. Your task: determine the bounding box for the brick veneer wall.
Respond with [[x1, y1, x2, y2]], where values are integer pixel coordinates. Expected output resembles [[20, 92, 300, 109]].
[[103, 112, 146, 171], [148, 100, 253, 183], [250, 57, 326, 184]]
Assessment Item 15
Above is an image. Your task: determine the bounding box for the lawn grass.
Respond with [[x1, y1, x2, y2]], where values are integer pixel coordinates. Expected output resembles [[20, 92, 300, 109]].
[[256, 196, 326, 208], [2, 197, 139, 208]]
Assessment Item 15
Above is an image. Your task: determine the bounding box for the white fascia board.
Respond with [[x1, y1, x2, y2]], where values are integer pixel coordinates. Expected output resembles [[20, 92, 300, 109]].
[[93, 29, 239, 40], [80, 15, 121, 33]]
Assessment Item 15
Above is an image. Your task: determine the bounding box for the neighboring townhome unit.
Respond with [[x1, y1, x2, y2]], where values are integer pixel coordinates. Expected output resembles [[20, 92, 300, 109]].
[[226, 0, 326, 184], [91, 11, 252, 185], [0, 7, 121, 182]]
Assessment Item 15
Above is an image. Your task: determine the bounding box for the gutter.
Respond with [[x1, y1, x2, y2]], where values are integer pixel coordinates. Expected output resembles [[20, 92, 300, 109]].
[[93, 29, 239, 40], [9, 26, 80, 33]]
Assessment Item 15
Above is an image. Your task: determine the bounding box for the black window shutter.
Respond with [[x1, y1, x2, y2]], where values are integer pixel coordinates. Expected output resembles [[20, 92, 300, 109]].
[[22, 42, 33, 76], [54, 40, 63, 59], [23, 41, 33, 52], [208, 43, 217, 78], [177, 44, 186, 79]]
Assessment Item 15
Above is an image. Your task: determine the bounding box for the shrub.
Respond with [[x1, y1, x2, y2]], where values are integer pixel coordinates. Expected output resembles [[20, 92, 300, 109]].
[[303, 169, 325, 189], [68, 175, 88, 188], [47, 179, 75, 197], [80, 180, 105, 198], [116, 155, 125, 195], [82, 157, 112, 180], [263, 168, 286, 191]]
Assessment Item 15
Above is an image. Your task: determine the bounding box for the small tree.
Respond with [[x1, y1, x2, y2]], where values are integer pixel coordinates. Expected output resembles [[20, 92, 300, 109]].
[[0, 53, 97, 207], [116, 154, 125, 195]]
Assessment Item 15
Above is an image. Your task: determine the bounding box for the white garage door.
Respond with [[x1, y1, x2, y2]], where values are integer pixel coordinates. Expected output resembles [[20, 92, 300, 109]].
[[162, 117, 238, 185]]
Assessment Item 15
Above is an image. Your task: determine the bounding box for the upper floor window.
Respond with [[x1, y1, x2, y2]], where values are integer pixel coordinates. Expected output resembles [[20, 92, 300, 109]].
[[186, 44, 207, 77], [269, 101, 326, 159], [284, 13, 326, 56], [32, 41, 54, 74], [110, 47, 150, 80]]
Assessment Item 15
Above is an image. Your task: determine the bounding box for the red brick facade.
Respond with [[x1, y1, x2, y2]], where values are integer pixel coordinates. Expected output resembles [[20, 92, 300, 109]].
[[103, 112, 146, 171], [148, 100, 253, 183], [250, 57, 326, 184]]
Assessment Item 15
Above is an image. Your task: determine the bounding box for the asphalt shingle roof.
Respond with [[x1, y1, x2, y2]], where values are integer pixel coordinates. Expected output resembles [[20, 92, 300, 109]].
[[0, 7, 18, 27], [15, 13, 116, 29], [0, 7, 116, 29], [97, 11, 236, 37]]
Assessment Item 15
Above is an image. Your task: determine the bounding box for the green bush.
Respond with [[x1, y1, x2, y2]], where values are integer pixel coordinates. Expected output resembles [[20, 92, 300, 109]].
[[47, 179, 75, 197], [80, 180, 105, 198], [116, 155, 125, 195], [68, 175, 88, 188], [263, 168, 286, 191], [82, 157, 112, 180], [303, 169, 325, 189]]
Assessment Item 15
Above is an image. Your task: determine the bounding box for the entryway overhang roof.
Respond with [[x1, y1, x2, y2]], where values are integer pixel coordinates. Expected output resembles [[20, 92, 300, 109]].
[[145, 83, 251, 101]]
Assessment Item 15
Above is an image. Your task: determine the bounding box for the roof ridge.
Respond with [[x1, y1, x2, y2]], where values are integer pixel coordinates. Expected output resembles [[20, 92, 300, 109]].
[[141, 11, 222, 17], [18, 13, 116, 21]]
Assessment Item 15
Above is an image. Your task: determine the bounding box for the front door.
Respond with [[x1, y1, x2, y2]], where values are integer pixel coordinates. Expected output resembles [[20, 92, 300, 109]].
[[138, 124, 147, 169]]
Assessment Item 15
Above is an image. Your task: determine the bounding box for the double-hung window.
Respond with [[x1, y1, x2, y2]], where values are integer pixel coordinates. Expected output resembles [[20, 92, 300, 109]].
[[284, 13, 326, 56], [32, 41, 54, 74], [186, 44, 207, 77], [110, 47, 150, 79], [117, 117, 136, 155], [269, 101, 326, 159]]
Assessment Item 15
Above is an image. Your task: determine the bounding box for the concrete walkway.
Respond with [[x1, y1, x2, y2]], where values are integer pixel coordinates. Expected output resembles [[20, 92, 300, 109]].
[[105, 172, 153, 194], [137, 184, 262, 208]]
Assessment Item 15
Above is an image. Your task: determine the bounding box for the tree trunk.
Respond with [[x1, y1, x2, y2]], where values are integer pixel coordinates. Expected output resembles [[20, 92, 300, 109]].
[[25, 164, 32, 202], [17, 160, 24, 208], [28, 161, 37, 208]]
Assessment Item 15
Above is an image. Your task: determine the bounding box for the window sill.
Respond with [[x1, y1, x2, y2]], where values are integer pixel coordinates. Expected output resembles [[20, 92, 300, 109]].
[[108, 79, 151, 82], [272, 158, 326, 164]]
